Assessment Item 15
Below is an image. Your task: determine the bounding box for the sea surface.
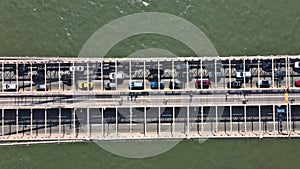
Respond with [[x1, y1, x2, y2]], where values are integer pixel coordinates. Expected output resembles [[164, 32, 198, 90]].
[[0, 0, 299, 57]]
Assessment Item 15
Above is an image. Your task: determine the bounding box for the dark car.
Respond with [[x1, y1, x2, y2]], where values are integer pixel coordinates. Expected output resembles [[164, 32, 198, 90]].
[[227, 81, 242, 88], [195, 79, 210, 89], [151, 81, 165, 89], [236, 62, 251, 71], [169, 80, 182, 89], [149, 68, 164, 75], [262, 61, 272, 71], [61, 74, 72, 82], [32, 74, 45, 84], [295, 80, 300, 87], [16, 66, 28, 76]]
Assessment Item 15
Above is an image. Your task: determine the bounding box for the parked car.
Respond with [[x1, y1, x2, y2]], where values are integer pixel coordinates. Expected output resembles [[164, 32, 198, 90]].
[[236, 63, 251, 71], [78, 82, 94, 90], [128, 81, 144, 90], [16, 66, 28, 76], [151, 81, 165, 89], [295, 80, 300, 87], [104, 83, 116, 90], [236, 70, 251, 82], [149, 68, 164, 75], [262, 61, 272, 71], [2, 83, 18, 91], [69, 66, 84, 72], [109, 72, 124, 80], [36, 84, 48, 91], [147, 73, 158, 82], [61, 74, 72, 82], [227, 81, 242, 88], [195, 79, 210, 89], [32, 74, 45, 84], [169, 79, 182, 89], [256, 80, 271, 88], [294, 61, 300, 69]]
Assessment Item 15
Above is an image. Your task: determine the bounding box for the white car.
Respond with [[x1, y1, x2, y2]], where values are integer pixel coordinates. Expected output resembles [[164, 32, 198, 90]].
[[36, 84, 48, 91], [2, 83, 18, 91], [104, 83, 116, 90], [256, 79, 271, 88], [294, 61, 300, 68], [69, 66, 84, 72], [109, 72, 124, 80], [236, 70, 251, 78]]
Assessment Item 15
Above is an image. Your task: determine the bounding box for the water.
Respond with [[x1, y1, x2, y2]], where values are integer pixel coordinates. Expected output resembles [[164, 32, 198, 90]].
[[0, 0, 299, 57]]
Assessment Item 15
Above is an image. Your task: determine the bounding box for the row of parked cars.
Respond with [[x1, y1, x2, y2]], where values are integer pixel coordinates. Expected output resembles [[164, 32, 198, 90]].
[[2, 83, 48, 91], [3, 78, 300, 92]]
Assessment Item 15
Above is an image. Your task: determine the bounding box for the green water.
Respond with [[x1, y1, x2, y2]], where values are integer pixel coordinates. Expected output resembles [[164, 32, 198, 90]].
[[0, 0, 300, 57], [1, 2, 300, 168], [1, 139, 300, 169]]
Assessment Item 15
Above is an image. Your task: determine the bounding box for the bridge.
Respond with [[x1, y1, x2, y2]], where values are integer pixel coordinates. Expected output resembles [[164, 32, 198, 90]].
[[0, 55, 300, 141]]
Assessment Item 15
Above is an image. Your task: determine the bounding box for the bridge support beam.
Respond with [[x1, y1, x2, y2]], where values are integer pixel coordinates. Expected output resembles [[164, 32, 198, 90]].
[[273, 105, 276, 133], [30, 108, 33, 138], [2, 109, 4, 137], [59, 107, 61, 137], [30, 62, 33, 92], [201, 106, 204, 134], [58, 62, 61, 91], [158, 107, 161, 136], [215, 106, 218, 133], [259, 105, 261, 135], [172, 106, 175, 136], [16, 108, 18, 136], [116, 107, 118, 135], [144, 106, 147, 136], [73, 108, 76, 136], [244, 105, 247, 134], [87, 108, 90, 137], [230, 105, 232, 135], [1, 62, 4, 92], [187, 106, 189, 135], [101, 108, 104, 137], [45, 109, 47, 136]]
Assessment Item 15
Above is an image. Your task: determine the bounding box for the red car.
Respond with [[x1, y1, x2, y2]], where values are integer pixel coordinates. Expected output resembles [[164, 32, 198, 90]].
[[295, 80, 300, 87], [195, 79, 210, 89]]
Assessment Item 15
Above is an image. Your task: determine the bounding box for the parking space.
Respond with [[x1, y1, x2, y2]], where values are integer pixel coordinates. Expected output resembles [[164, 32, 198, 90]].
[[189, 106, 201, 133], [32, 109, 45, 136], [291, 105, 300, 133], [260, 106, 274, 133], [0, 104, 299, 138], [18, 109, 31, 136], [89, 108, 102, 135], [1, 57, 300, 93], [3, 109, 16, 136], [146, 107, 159, 134], [103, 108, 117, 134], [231, 106, 245, 133], [47, 109, 59, 134]]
